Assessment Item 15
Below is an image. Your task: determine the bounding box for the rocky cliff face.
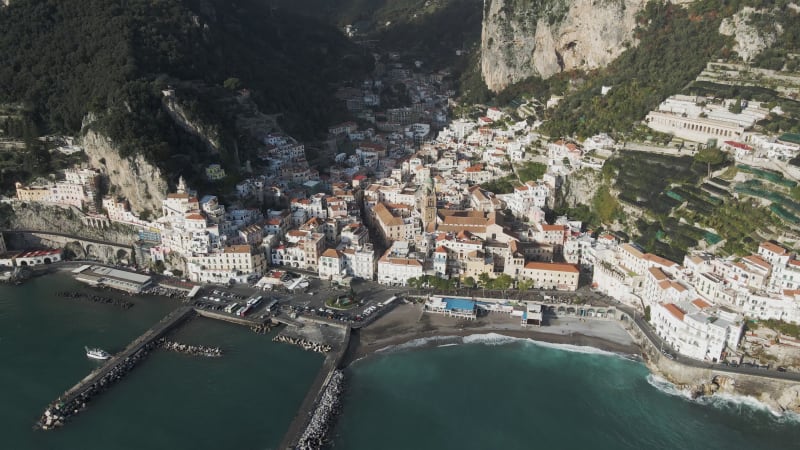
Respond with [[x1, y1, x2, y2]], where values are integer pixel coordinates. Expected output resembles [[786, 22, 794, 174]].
[[719, 7, 781, 62], [81, 129, 169, 215], [481, 0, 647, 92], [559, 168, 601, 208], [7, 202, 137, 244], [162, 94, 222, 155], [628, 324, 800, 415]]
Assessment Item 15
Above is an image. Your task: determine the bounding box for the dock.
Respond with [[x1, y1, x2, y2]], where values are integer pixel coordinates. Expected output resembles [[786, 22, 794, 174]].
[[278, 324, 350, 449], [36, 306, 195, 429]]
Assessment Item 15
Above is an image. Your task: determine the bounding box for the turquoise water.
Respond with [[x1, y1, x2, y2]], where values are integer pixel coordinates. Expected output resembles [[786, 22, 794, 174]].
[[0, 274, 322, 449], [333, 336, 800, 450]]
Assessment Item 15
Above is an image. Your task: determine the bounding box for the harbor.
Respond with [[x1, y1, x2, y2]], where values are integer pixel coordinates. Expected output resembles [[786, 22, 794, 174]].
[[35, 306, 196, 429], [278, 323, 351, 450]]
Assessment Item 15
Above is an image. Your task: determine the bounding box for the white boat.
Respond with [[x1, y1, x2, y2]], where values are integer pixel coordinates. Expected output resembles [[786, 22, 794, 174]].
[[85, 346, 111, 360]]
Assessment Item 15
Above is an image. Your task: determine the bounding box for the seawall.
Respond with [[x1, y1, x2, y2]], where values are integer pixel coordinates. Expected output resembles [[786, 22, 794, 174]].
[[279, 324, 351, 449], [623, 312, 800, 414]]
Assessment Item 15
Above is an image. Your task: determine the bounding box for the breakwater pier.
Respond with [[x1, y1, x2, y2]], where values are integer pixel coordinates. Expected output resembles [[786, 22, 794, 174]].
[[35, 306, 195, 430], [279, 324, 350, 449], [157, 338, 223, 357]]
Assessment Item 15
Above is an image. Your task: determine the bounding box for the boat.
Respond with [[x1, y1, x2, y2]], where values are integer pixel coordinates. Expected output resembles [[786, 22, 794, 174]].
[[85, 346, 111, 360]]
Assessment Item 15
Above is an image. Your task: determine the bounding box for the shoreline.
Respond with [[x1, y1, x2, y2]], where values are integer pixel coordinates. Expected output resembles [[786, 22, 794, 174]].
[[341, 303, 642, 368], [343, 327, 642, 368]]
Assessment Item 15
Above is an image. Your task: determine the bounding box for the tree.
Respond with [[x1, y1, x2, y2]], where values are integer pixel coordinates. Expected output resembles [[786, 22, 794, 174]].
[[694, 146, 726, 178], [463, 276, 476, 288], [223, 77, 242, 91], [494, 274, 514, 291], [728, 98, 743, 114], [518, 279, 534, 291], [478, 272, 492, 288]]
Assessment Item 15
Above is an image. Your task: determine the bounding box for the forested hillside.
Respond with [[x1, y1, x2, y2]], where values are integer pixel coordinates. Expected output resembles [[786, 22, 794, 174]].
[[0, 0, 370, 157]]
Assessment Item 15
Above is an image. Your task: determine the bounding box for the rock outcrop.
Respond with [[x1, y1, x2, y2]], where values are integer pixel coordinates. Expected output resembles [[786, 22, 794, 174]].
[[481, 0, 647, 92], [559, 168, 601, 208], [7, 202, 137, 244], [81, 129, 168, 215], [719, 7, 782, 63], [631, 326, 800, 415], [688, 375, 735, 399], [162, 93, 222, 155]]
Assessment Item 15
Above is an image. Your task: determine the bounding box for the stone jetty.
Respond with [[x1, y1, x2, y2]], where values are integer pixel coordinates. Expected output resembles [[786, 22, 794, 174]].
[[158, 338, 223, 357], [56, 291, 134, 309], [273, 335, 332, 353], [35, 307, 195, 431], [295, 370, 344, 450], [250, 323, 274, 335], [37, 341, 158, 430]]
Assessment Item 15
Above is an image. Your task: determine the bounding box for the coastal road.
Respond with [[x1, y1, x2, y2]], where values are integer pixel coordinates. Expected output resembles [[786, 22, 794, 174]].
[[614, 303, 800, 382]]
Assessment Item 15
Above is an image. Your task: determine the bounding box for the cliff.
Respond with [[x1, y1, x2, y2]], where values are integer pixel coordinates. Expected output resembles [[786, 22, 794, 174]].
[[559, 168, 601, 208], [162, 93, 223, 155], [81, 129, 168, 216], [627, 319, 800, 415], [481, 0, 647, 92], [6, 202, 137, 245], [718, 7, 782, 63]]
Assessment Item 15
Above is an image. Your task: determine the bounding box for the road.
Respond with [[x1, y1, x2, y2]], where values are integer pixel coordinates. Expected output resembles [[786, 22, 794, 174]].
[[613, 302, 800, 382], [1, 228, 133, 248]]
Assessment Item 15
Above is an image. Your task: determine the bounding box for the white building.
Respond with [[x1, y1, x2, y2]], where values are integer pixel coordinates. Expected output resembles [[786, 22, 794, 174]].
[[377, 244, 423, 285], [520, 262, 580, 291], [187, 244, 266, 283], [651, 299, 743, 362]]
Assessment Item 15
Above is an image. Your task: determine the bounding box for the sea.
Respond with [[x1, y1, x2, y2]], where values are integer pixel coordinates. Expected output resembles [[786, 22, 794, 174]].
[[4, 275, 800, 450], [332, 335, 800, 450], [0, 273, 322, 450]]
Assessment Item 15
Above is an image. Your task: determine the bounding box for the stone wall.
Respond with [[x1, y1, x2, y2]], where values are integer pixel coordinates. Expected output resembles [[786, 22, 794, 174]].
[[625, 314, 800, 414]]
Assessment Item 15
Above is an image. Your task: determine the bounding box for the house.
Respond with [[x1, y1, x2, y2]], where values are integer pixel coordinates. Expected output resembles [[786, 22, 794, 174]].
[[377, 242, 423, 285], [187, 244, 266, 284], [205, 164, 227, 181], [651, 299, 743, 362], [520, 262, 580, 291]]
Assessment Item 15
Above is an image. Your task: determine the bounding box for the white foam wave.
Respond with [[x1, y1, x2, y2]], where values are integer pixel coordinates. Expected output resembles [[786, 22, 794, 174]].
[[375, 335, 460, 354], [698, 393, 800, 423], [523, 338, 621, 357], [461, 332, 519, 346], [646, 374, 800, 423], [437, 343, 458, 348], [646, 374, 693, 399]]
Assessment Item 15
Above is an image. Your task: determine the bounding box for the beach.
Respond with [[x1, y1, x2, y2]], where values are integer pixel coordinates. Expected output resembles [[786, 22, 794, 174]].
[[344, 302, 641, 364]]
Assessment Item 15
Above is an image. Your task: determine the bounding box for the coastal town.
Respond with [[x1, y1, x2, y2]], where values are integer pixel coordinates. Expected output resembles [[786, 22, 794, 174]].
[[2, 45, 800, 450], [4, 54, 800, 369], [5, 1, 800, 449]]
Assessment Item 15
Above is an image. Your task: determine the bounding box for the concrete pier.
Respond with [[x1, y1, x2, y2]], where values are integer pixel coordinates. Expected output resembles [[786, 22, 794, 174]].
[[36, 306, 195, 429], [279, 324, 350, 449]]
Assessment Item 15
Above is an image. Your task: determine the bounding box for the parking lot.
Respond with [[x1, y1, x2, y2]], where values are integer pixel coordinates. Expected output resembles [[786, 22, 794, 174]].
[[190, 270, 404, 326]]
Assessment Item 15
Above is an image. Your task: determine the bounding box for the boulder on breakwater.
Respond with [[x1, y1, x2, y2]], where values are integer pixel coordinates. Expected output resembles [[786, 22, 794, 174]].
[[157, 338, 223, 357], [296, 370, 344, 450], [273, 335, 331, 353]]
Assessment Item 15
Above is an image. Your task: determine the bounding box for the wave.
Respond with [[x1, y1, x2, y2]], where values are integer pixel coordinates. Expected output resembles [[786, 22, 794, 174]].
[[523, 338, 621, 357], [646, 374, 800, 423], [646, 374, 693, 399], [698, 393, 800, 423], [461, 332, 519, 346], [376, 332, 632, 359], [374, 335, 461, 354]]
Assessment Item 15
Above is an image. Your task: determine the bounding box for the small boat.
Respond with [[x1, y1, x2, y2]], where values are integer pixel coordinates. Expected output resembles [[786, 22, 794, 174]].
[[85, 346, 111, 360]]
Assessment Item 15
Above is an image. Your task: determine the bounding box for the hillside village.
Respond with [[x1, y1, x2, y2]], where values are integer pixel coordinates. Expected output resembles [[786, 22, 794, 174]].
[[4, 49, 800, 366]]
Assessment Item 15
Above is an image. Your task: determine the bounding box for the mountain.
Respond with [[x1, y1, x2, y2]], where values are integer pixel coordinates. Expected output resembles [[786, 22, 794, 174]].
[[480, 0, 649, 92], [0, 0, 371, 195]]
